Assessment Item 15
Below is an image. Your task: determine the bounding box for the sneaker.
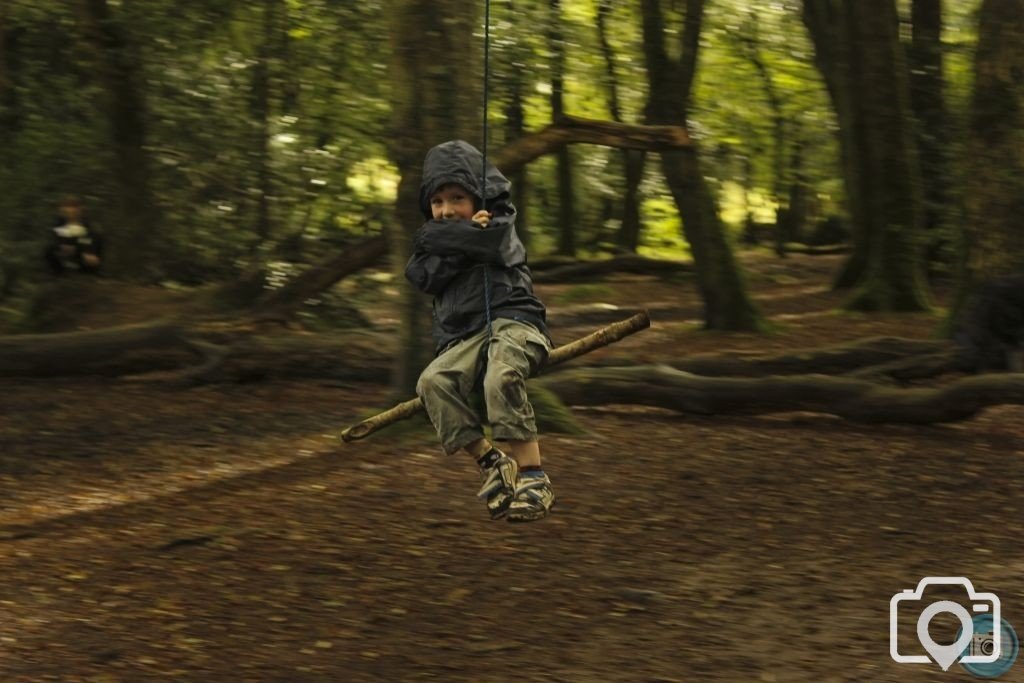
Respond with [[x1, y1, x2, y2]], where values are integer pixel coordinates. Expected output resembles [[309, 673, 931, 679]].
[[476, 449, 519, 520], [506, 472, 555, 523]]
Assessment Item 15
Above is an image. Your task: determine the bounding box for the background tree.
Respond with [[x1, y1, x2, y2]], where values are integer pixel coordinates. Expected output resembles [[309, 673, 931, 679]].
[[908, 0, 950, 268], [387, 0, 482, 395], [640, 0, 762, 330], [76, 0, 162, 277], [548, 0, 577, 257], [729, 9, 789, 256], [501, 0, 532, 249], [2, 0, 997, 346], [803, 0, 931, 311], [596, 0, 645, 254], [956, 0, 1024, 303]]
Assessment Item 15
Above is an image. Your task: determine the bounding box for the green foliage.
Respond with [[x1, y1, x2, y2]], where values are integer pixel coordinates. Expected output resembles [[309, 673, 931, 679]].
[[1, 0, 393, 287], [638, 197, 690, 260], [0, 0, 985, 307]]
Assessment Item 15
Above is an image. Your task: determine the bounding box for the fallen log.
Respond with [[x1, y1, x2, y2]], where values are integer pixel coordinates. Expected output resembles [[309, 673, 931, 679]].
[[142, 331, 395, 385], [339, 310, 652, 442], [531, 254, 692, 283], [542, 336, 956, 377], [0, 318, 395, 381], [781, 243, 851, 256], [534, 364, 1024, 424], [666, 337, 955, 377], [0, 321, 193, 376]]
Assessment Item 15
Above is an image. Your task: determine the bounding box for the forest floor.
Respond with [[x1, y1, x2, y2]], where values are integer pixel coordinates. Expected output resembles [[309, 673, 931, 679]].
[[1, 251, 1023, 682]]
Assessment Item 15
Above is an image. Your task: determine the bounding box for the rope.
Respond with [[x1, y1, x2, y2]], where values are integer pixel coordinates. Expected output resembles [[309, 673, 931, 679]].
[[481, 0, 490, 196], [481, 0, 494, 353]]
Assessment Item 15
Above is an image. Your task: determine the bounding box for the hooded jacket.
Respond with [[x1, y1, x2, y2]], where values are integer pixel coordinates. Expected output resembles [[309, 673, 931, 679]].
[[405, 140, 550, 355]]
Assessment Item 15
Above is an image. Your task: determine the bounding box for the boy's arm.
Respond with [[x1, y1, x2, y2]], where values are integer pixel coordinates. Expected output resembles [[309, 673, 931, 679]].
[[415, 206, 526, 267], [404, 249, 468, 295]]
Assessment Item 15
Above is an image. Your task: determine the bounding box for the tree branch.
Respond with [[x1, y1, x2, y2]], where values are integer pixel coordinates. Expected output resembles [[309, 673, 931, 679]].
[[493, 115, 691, 174], [246, 235, 388, 322], [339, 311, 652, 442]]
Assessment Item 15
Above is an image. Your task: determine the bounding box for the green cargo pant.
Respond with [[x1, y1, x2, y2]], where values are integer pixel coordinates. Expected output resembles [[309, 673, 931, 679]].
[[416, 318, 552, 455]]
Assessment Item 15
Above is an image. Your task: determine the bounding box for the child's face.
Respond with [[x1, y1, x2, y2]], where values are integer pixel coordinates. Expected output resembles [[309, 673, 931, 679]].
[[429, 184, 475, 221], [59, 203, 82, 222]]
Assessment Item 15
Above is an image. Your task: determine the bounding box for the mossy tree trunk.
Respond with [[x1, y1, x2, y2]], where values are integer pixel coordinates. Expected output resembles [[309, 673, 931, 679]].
[[803, 1, 931, 311], [639, 0, 762, 331], [953, 0, 1024, 316], [387, 0, 482, 396]]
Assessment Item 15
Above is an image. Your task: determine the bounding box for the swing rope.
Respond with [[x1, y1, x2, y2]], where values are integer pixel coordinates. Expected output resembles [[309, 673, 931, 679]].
[[481, 0, 494, 349]]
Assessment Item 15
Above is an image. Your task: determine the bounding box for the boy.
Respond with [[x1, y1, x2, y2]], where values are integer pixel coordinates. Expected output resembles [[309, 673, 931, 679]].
[[405, 140, 555, 522], [45, 196, 104, 274]]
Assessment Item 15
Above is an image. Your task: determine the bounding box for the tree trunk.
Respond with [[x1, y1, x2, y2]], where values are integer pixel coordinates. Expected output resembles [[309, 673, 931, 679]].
[[555, 146, 575, 256], [0, 4, 10, 104], [549, 0, 576, 257], [504, 57, 530, 250], [950, 0, 1024, 357], [387, 0, 481, 396], [250, 0, 276, 244], [640, 0, 762, 331], [597, 0, 644, 253], [803, 1, 865, 289], [617, 150, 646, 253], [960, 0, 1024, 284], [0, 6, 17, 135], [908, 0, 948, 265], [735, 13, 788, 257], [781, 139, 808, 244], [76, 0, 161, 278], [658, 150, 761, 330], [803, 0, 930, 310]]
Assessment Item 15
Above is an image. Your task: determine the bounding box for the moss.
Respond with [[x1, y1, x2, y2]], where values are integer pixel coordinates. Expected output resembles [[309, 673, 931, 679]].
[[474, 384, 588, 436], [530, 384, 589, 436]]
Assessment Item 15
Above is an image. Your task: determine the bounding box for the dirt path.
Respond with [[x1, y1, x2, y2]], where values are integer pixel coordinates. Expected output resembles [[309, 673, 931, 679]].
[[2, 254, 1022, 681]]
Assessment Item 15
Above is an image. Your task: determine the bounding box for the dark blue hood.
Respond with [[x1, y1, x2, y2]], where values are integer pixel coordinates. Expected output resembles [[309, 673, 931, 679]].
[[419, 140, 512, 219]]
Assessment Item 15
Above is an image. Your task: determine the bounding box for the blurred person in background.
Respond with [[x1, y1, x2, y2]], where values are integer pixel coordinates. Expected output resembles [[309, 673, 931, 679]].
[[44, 195, 104, 275]]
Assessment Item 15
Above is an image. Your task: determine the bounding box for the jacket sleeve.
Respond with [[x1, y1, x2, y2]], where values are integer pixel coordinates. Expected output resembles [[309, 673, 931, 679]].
[[404, 249, 468, 295], [414, 203, 526, 268]]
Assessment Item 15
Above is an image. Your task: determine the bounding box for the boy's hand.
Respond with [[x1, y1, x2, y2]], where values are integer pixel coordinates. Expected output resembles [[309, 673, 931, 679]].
[[472, 210, 491, 228]]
